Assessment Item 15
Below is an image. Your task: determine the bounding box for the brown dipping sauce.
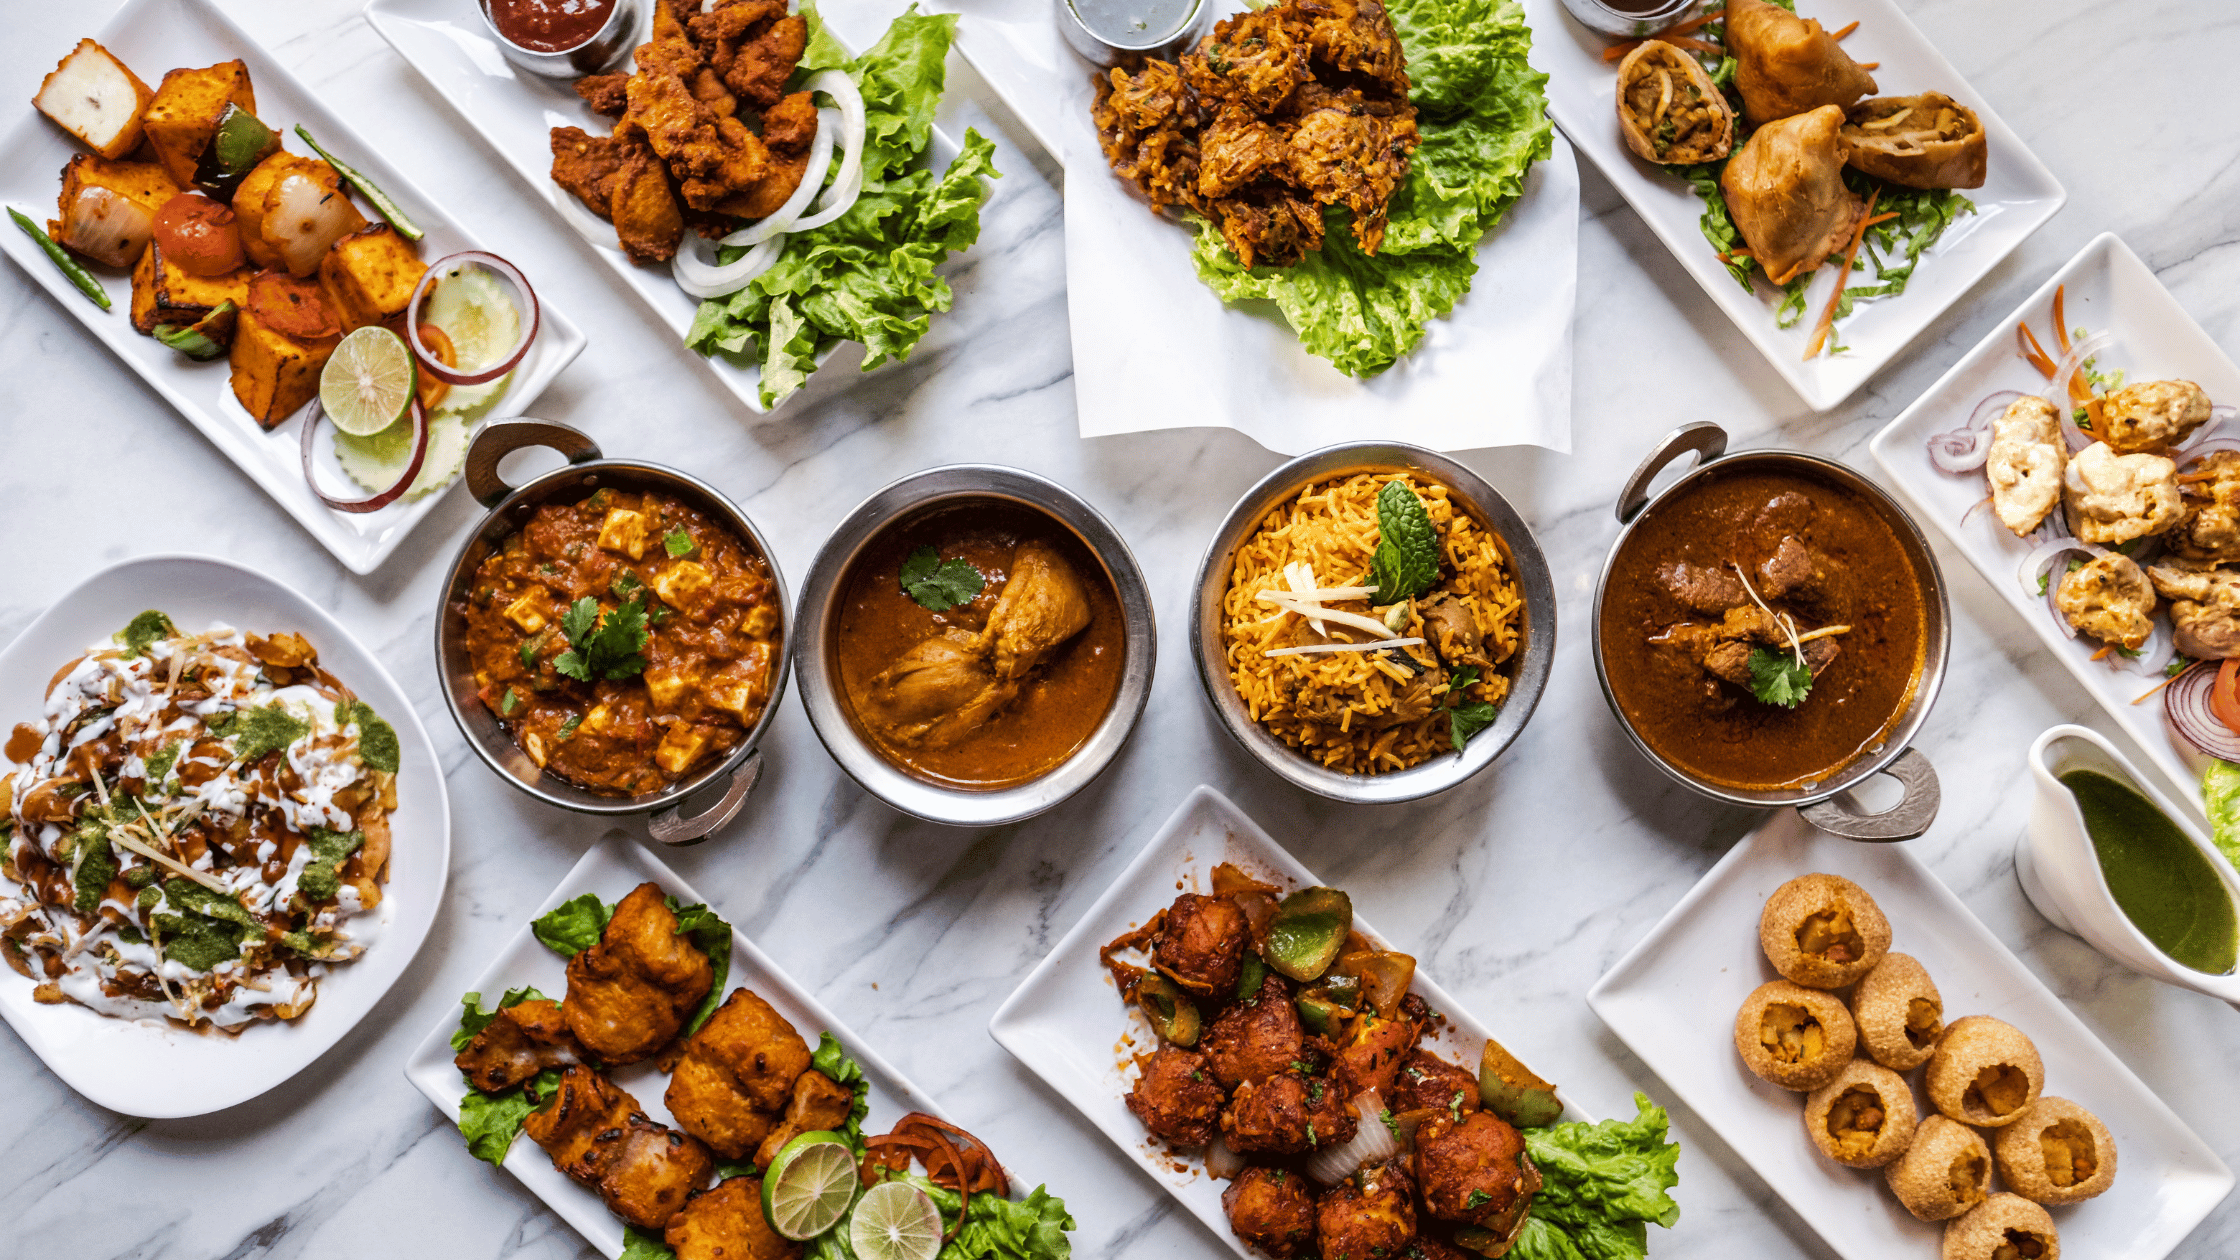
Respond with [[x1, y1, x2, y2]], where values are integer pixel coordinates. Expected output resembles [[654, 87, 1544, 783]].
[[487, 0, 614, 52], [1599, 466, 1927, 791], [833, 500, 1126, 790], [458, 487, 781, 796]]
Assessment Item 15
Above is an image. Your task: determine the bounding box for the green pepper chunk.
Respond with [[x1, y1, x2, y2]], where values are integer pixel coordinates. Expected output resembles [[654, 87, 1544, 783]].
[[1263, 886, 1352, 982], [1293, 992, 1343, 1037], [153, 299, 238, 361], [1135, 974, 1201, 1046]]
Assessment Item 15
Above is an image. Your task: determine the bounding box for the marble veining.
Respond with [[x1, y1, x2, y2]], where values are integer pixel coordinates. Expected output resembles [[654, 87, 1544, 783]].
[[2, 0, 2236, 1258]]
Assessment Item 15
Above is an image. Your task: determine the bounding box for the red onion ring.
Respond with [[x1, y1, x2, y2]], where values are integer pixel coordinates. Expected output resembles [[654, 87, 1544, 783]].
[[2166, 661, 2240, 760], [1929, 391, 2030, 475], [2018, 537, 2106, 638], [299, 396, 429, 514], [405, 250, 539, 387]]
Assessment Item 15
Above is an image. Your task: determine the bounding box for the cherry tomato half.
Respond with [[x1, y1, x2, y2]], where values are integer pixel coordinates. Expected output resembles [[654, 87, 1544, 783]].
[[151, 191, 245, 277]]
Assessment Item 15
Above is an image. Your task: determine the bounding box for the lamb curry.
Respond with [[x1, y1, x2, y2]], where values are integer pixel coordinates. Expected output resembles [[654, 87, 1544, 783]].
[[1600, 465, 1928, 791], [833, 499, 1126, 789]]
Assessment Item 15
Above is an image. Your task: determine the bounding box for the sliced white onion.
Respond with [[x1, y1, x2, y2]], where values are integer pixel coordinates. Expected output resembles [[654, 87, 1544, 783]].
[[720, 107, 835, 247], [1927, 389, 2029, 475], [405, 251, 540, 386], [672, 231, 784, 299], [1204, 1135, 1246, 1180], [301, 397, 428, 514], [1304, 1089, 1399, 1186], [786, 69, 869, 233], [269, 172, 365, 277], [59, 186, 152, 267], [2177, 436, 2240, 466], [1264, 638, 1426, 657]]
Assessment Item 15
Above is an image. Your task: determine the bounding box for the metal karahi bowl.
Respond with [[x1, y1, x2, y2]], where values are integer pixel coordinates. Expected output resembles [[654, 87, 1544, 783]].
[[477, 0, 643, 78], [434, 419, 791, 845], [1590, 422, 1953, 841], [793, 465, 1157, 827], [1058, 0, 1215, 66], [1191, 442, 1559, 805]]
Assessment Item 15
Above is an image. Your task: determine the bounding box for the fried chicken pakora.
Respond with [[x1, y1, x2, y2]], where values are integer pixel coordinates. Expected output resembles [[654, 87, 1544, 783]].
[[548, 0, 814, 264], [454, 997, 583, 1092], [666, 1176, 802, 1260], [1224, 1165, 1318, 1259], [666, 987, 816, 1161], [564, 882, 716, 1066], [1092, 0, 1420, 270], [524, 1065, 716, 1230]]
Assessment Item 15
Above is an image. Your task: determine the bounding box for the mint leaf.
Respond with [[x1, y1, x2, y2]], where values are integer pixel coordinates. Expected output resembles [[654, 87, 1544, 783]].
[[1369, 481, 1439, 602], [1746, 647, 1813, 709], [223, 703, 310, 763], [531, 893, 613, 957], [899, 545, 985, 611]]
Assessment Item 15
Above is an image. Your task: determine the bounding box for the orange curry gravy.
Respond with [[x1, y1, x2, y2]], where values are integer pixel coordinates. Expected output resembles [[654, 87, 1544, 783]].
[[459, 488, 781, 795], [1599, 466, 1927, 791], [834, 500, 1126, 789]]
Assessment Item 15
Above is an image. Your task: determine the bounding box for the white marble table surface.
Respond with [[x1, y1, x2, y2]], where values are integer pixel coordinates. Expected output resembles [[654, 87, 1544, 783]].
[[3, 1, 2235, 1257]]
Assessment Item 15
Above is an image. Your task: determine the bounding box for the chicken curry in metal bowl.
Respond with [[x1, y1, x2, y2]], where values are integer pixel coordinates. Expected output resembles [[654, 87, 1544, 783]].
[[1595, 426, 1948, 824], [832, 499, 1128, 790]]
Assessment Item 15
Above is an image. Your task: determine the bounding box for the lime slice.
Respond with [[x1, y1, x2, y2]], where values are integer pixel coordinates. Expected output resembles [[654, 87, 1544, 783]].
[[320, 326, 417, 436], [849, 1180, 944, 1260], [762, 1131, 858, 1241]]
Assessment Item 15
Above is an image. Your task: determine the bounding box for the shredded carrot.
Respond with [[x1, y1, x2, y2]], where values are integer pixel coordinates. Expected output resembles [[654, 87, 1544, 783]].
[[2179, 470, 2224, 484], [2018, 321, 2057, 377], [2053, 284, 2069, 356], [2091, 644, 2113, 662], [1602, 7, 1725, 59], [1721, 248, 1755, 262], [1861, 211, 1899, 229], [1804, 189, 1879, 359], [1857, 61, 1880, 70], [1832, 20, 1859, 38], [2136, 658, 2203, 705]]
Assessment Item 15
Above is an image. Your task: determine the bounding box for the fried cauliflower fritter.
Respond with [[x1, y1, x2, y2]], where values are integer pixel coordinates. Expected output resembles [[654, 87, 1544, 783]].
[[524, 1065, 715, 1230], [1318, 1158, 1417, 1260], [1329, 1011, 1419, 1099], [1222, 1069, 1358, 1155], [454, 997, 582, 1093], [1153, 893, 1253, 998], [666, 988, 814, 1161], [1224, 1165, 1318, 1259], [1125, 1047, 1227, 1146], [1413, 1110, 1541, 1229], [1387, 1049, 1480, 1117], [1204, 974, 1304, 1089], [666, 1177, 802, 1260], [564, 882, 716, 1065]]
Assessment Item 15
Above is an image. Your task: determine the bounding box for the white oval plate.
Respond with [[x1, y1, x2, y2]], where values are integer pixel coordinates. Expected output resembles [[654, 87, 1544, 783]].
[[0, 554, 450, 1118]]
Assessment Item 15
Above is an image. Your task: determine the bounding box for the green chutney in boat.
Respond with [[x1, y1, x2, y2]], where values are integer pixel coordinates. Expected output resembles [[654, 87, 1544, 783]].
[[2060, 768, 2239, 975]]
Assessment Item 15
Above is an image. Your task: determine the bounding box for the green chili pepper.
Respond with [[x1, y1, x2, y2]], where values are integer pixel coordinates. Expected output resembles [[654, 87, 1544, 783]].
[[10, 207, 111, 310], [293, 126, 423, 241]]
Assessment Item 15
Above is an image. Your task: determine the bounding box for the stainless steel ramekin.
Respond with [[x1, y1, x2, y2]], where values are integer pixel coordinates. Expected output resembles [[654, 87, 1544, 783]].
[[478, 0, 644, 78], [434, 418, 791, 845], [793, 465, 1156, 827]]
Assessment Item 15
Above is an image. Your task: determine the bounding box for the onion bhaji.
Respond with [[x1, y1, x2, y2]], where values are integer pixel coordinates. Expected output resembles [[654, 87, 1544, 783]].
[[524, 1065, 715, 1230], [1224, 1164, 1319, 1259], [454, 997, 583, 1093], [564, 882, 716, 1066], [546, 0, 813, 263], [1204, 974, 1304, 1089], [666, 987, 815, 1161], [1126, 1046, 1227, 1146], [1092, 0, 1421, 270]]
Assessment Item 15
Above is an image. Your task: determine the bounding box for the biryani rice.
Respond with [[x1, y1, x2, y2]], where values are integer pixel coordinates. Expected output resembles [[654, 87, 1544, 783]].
[[1223, 472, 1523, 774]]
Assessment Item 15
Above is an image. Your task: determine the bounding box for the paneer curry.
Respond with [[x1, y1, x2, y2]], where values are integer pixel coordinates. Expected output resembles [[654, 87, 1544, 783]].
[[833, 500, 1126, 789], [1600, 466, 1929, 791], [458, 488, 781, 796]]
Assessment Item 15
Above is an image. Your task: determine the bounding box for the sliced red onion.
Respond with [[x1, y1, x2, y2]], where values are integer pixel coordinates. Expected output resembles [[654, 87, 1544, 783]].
[[405, 251, 540, 386], [2177, 437, 2240, 467], [719, 107, 834, 248], [672, 232, 784, 300], [1960, 494, 1993, 531], [299, 397, 428, 514], [1929, 391, 2029, 474], [2166, 662, 2240, 759], [2019, 537, 2104, 637]]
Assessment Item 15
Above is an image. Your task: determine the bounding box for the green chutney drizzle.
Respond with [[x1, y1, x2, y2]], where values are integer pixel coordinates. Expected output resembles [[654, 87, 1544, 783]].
[[2060, 769, 2239, 975]]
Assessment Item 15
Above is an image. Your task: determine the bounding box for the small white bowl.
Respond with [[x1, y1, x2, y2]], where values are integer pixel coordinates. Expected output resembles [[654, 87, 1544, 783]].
[[2019, 724, 2240, 1008]]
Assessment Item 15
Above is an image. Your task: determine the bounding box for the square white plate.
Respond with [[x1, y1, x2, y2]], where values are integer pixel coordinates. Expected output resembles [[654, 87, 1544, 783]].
[[1586, 810, 2232, 1260], [988, 784, 1583, 1258], [0, 0, 587, 574], [0, 554, 451, 1118], [364, 0, 956, 415], [1523, 0, 2065, 411], [404, 833, 1021, 1258], [1868, 232, 2240, 818]]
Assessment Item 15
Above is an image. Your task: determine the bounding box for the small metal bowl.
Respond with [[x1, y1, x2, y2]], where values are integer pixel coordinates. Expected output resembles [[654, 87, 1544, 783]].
[[1591, 422, 1952, 841], [434, 418, 791, 845], [478, 0, 644, 78], [794, 465, 1156, 827], [1057, 0, 1215, 67], [1191, 442, 1559, 805], [1553, 0, 1697, 38]]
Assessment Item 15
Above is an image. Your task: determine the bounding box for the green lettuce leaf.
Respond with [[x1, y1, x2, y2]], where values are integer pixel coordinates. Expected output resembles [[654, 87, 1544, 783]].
[[812, 1031, 872, 1153], [618, 1224, 675, 1260], [2203, 760, 2240, 874], [1184, 0, 1550, 376], [532, 893, 613, 957], [452, 987, 558, 1167], [666, 897, 735, 1035], [817, 1171, 1073, 1260], [1513, 1094, 1682, 1260], [683, 6, 1000, 406]]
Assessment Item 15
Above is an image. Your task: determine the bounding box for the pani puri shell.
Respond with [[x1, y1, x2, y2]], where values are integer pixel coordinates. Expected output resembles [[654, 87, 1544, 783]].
[[1853, 952, 1945, 1071], [1885, 1115, 1993, 1221], [1926, 1016, 2044, 1128], [1803, 1059, 1918, 1168], [1941, 1193, 2059, 1260], [1734, 980, 1857, 1091], [1760, 873, 1892, 988], [1993, 1097, 2117, 1205]]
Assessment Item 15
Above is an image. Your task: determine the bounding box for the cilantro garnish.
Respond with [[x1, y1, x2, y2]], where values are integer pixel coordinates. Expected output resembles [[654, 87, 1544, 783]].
[[116, 609, 175, 657], [899, 546, 985, 611], [552, 596, 649, 682], [1369, 481, 1439, 603], [1747, 646, 1814, 709], [1444, 664, 1500, 753]]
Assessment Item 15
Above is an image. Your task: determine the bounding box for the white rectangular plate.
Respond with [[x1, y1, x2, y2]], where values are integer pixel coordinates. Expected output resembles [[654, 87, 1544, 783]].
[[1587, 810, 2232, 1260], [0, 0, 586, 574], [364, 0, 952, 414], [989, 784, 1583, 1258], [404, 834, 1011, 1258], [1524, 0, 2064, 411], [0, 554, 450, 1118], [1869, 232, 2240, 818]]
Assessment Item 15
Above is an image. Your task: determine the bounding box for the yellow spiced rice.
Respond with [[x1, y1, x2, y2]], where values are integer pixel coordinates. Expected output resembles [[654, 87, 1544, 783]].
[[1221, 472, 1522, 775]]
